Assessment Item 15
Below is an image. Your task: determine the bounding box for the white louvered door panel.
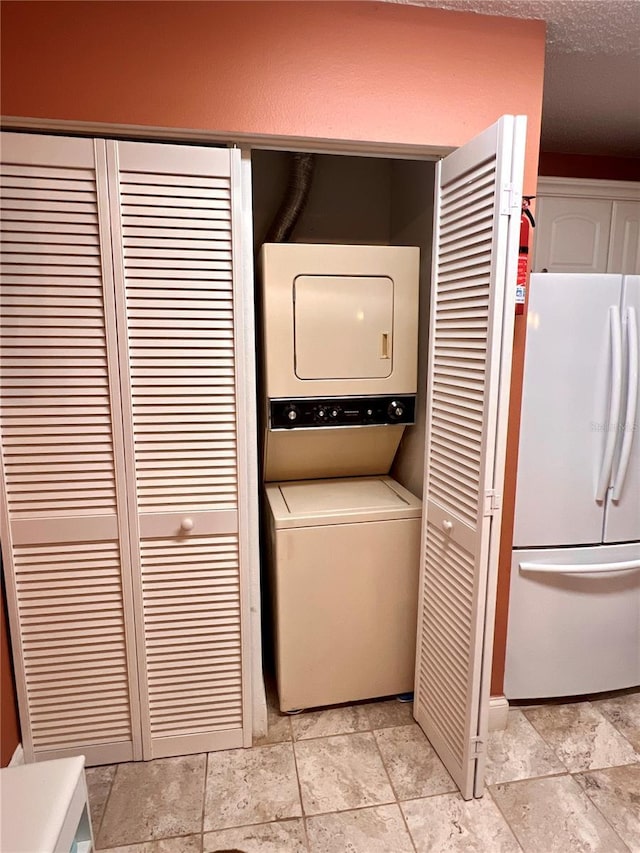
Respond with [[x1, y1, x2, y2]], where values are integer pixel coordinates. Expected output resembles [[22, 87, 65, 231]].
[[0, 132, 141, 764], [107, 141, 251, 758], [414, 117, 526, 799]]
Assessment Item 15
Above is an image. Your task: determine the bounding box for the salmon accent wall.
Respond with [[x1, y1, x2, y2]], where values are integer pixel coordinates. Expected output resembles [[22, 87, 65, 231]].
[[1, 1, 546, 705], [1, 580, 20, 766], [1, 1, 545, 191]]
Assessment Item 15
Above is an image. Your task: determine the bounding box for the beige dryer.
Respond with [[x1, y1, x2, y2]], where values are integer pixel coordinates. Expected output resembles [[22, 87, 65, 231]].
[[264, 476, 422, 712]]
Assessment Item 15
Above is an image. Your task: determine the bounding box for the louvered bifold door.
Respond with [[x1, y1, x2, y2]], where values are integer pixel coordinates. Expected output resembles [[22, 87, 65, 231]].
[[414, 116, 526, 799], [0, 132, 142, 764], [107, 141, 251, 758]]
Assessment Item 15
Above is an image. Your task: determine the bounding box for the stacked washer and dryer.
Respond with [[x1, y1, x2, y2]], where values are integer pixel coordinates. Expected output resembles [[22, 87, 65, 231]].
[[260, 242, 422, 713]]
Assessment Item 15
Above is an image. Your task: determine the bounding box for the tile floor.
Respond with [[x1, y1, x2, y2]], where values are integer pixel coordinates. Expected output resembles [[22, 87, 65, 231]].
[[86, 690, 640, 853]]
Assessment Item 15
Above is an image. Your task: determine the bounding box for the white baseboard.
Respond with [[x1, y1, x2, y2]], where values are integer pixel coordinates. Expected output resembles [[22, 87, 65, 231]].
[[8, 743, 24, 767], [488, 696, 509, 731]]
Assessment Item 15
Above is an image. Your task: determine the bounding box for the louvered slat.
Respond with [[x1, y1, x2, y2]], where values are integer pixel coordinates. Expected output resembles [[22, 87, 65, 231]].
[[119, 163, 238, 513], [109, 140, 245, 758], [13, 541, 132, 750], [0, 133, 140, 765], [414, 117, 525, 800], [141, 534, 243, 738]]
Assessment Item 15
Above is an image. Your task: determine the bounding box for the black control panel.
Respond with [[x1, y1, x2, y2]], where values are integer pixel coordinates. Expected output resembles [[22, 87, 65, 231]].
[[269, 395, 416, 429]]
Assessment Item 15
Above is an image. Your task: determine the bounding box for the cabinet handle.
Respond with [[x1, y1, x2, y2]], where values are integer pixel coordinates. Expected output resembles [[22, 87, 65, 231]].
[[180, 517, 194, 532], [442, 520, 453, 533]]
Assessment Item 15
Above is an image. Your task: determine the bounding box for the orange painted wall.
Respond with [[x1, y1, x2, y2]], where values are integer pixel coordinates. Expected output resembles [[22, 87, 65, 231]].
[[1, 580, 20, 766], [1, 1, 545, 191], [1, 1, 546, 707]]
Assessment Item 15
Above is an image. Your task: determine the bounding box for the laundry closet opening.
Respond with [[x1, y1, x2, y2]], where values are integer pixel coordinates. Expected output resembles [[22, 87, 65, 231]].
[[250, 148, 437, 712]]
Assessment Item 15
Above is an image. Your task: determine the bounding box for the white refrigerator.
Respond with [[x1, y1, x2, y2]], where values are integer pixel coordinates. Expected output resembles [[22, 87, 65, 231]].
[[505, 273, 640, 699]]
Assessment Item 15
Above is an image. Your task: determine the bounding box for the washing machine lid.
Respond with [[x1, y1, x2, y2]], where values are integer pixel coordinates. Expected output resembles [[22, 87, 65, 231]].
[[265, 476, 422, 528]]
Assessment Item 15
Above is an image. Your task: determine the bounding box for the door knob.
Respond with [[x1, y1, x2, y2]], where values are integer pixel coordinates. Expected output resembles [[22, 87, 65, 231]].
[[180, 517, 194, 532], [442, 520, 453, 534]]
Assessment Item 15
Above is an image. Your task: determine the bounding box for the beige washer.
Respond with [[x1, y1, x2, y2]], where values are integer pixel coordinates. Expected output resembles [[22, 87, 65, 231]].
[[264, 476, 422, 712]]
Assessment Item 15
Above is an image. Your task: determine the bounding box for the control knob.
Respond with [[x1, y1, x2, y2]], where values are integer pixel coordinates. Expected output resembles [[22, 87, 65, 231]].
[[328, 405, 341, 421], [283, 404, 300, 425], [313, 405, 330, 424], [387, 400, 405, 421]]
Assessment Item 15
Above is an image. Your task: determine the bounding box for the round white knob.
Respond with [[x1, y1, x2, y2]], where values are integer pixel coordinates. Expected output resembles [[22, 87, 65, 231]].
[[180, 517, 194, 532], [442, 520, 453, 534]]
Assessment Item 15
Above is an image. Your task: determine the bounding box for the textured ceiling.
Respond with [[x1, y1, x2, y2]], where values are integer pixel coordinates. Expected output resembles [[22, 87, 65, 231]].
[[402, 0, 640, 53], [388, 0, 640, 156]]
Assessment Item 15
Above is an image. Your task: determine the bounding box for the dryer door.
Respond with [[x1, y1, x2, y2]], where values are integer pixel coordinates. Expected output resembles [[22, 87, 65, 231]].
[[294, 275, 393, 379], [414, 115, 526, 800]]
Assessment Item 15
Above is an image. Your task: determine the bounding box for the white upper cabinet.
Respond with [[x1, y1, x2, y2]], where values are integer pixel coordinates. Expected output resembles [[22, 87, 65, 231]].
[[533, 178, 640, 275], [609, 201, 640, 274]]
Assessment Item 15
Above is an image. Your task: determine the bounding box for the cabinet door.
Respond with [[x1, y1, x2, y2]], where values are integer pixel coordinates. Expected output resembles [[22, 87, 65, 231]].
[[107, 141, 251, 758], [533, 196, 612, 273], [414, 116, 526, 799], [0, 133, 142, 764], [608, 201, 640, 274]]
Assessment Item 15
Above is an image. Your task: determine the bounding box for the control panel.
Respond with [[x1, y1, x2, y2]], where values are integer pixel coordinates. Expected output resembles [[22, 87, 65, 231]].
[[269, 395, 416, 430]]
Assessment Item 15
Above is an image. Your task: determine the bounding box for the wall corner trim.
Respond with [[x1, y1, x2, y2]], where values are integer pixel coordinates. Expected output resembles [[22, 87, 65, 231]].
[[488, 696, 509, 732]]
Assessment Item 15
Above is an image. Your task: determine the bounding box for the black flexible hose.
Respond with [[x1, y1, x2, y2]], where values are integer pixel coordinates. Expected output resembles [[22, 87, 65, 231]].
[[265, 152, 315, 242]]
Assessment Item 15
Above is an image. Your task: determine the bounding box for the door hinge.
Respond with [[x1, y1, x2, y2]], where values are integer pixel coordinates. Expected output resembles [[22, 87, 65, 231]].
[[500, 183, 521, 216], [483, 490, 501, 517], [470, 736, 484, 755]]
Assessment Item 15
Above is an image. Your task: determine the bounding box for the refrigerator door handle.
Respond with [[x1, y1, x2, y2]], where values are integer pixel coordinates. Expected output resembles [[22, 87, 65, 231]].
[[612, 306, 638, 501], [595, 306, 623, 502], [520, 558, 640, 575]]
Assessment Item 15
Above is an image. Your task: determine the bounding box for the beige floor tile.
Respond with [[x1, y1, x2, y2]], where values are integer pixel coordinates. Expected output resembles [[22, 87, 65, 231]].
[[594, 691, 640, 751], [484, 709, 566, 785], [97, 755, 206, 849], [203, 742, 301, 831], [291, 704, 369, 741], [203, 818, 307, 852], [374, 723, 456, 799], [306, 804, 414, 853], [253, 699, 293, 746], [96, 836, 201, 853], [491, 775, 628, 852], [86, 764, 117, 840], [294, 732, 395, 815], [574, 763, 640, 852], [401, 791, 521, 852], [364, 698, 414, 729], [524, 701, 640, 772]]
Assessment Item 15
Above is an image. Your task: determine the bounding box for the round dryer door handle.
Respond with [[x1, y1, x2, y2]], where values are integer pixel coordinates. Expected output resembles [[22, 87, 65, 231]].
[[180, 517, 194, 532], [442, 520, 453, 534]]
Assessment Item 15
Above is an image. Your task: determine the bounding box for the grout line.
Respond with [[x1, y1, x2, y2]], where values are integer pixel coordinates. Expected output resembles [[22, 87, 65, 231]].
[[568, 771, 634, 853], [200, 751, 208, 847], [484, 784, 526, 852], [370, 727, 419, 853], [290, 737, 311, 851], [91, 763, 119, 849]]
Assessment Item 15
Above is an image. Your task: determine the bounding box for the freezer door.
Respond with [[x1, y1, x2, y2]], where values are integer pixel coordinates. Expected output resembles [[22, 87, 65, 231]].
[[505, 544, 640, 699], [513, 274, 623, 548], [604, 275, 640, 543]]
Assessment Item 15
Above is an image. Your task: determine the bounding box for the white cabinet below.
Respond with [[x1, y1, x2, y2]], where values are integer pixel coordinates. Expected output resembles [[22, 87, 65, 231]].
[[533, 178, 640, 275]]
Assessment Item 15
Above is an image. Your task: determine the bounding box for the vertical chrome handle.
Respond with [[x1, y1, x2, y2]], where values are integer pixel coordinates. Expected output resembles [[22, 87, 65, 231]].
[[595, 306, 623, 501], [612, 306, 638, 500]]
